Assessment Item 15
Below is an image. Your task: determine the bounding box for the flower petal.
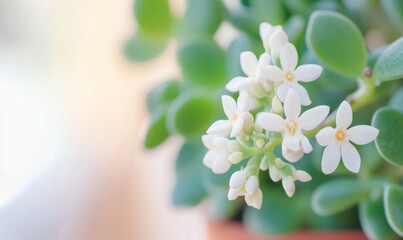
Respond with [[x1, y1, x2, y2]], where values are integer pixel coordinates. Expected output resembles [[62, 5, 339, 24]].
[[202, 134, 216, 150], [256, 112, 285, 132], [280, 42, 298, 71], [245, 188, 263, 209], [299, 105, 329, 131], [316, 127, 335, 147], [240, 112, 254, 130], [300, 135, 313, 153], [260, 66, 284, 82], [212, 154, 231, 174], [213, 137, 230, 150], [282, 146, 304, 162], [226, 77, 254, 92], [341, 142, 361, 173], [282, 176, 295, 197], [293, 170, 312, 182], [258, 52, 271, 67], [336, 101, 352, 130], [203, 151, 216, 168], [276, 82, 290, 102], [294, 64, 322, 82], [229, 170, 247, 189], [347, 125, 379, 145], [292, 83, 311, 106], [321, 143, 341, 174], [206, 120, 232, 136], [283, 136, 300, 151], [228, 188, 240, 200], [269, 28, 288, 52], [284, 88, 301, 120], [240, 51, 258, 76], [231, 118, 244, 137], [221, 95, 237, 119], [245, 176, 259, 196], [237, 92, 250, 112]]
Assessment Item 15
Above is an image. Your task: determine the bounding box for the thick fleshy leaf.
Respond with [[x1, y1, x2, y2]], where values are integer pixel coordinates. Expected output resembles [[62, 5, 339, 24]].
[[134, 0, 172, 36], [144, 110, 170, 148], [284, 16, 306, 45], [306, 11, 367, 77], [373, 38, 403, 83], [372, 108, 403, 166], [166, 92, 216, 138], [359, 197, 399, 240], [244, 186, 306, 234], [384, 184, 403, 237], [124, 31, 167, 62], [178, 37, 226, 87], [380, 0, 403, 32], [172, 142, 207, 206], [226, 35, 253, 79], [389, 86, 403, 112], [312, 178, 370, 216], [181, 0, 224, 36], [250, 0, 285, 25], [146, 80, 181, 112]]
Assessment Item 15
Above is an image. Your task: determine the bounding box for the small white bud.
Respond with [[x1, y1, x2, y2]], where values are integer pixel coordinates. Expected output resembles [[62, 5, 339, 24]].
[[245, 188, 263, 209], [272, 96, 283, 113], [293, 170, 312, 182], [229, 170, 247, 189], [269, 28, 288, 52], [245, 175, 259, 196], [269, 166, 282, 182], [212, 155, 231, 174], [259, 155, 269, 171], [229, 151, 244, 164], [256, 138, 265, 149], [228, 188, 240, 201], [282, 176, 295, 197]]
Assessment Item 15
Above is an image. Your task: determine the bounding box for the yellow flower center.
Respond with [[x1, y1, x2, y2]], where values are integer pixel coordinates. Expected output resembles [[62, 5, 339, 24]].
[[285, 72, 294, 81], [231, 114, 238, 121], [286, 121, 298, 136], [336, 130, 346, 141]]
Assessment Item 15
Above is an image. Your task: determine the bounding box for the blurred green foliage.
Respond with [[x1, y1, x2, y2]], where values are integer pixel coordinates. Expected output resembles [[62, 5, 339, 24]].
[[127, 0, 403, 237]]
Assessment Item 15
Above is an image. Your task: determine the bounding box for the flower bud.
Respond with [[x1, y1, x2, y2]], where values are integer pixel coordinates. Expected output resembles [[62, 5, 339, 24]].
[[269, 165, 281, 182], [272, 96, 283, 113], [282, 176, 295, 197], [256, 138, 265, 149], [275, 158, 285, 168], [229, 170, 247, 189], [229, 151, 243, 164], [293, 170, 312, 182], [245, 175, 259, 196]]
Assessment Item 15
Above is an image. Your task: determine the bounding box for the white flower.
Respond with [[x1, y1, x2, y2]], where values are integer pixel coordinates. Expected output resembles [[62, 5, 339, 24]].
[[259, 22, 288, 53], [269, 158, 312, 197], [206, 93, 253, 138], [316, 101, 379, 174], [228, 169, 263, 209], [256, 89, 329, 162], [261, 43, 322, 106], [202, 135, 244, 174], [226, 51, 272, 95]]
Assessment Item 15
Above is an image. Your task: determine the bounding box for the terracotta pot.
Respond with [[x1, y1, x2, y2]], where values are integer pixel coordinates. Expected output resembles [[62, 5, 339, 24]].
[[208, 221, 368, 240]]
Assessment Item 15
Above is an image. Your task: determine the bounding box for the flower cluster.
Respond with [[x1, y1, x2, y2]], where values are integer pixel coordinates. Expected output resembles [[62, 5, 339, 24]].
[[202, 22, 379, 209]]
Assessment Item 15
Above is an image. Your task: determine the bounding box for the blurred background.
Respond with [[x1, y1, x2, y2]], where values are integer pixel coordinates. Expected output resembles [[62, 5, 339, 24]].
[[0, 0, 207, 239]]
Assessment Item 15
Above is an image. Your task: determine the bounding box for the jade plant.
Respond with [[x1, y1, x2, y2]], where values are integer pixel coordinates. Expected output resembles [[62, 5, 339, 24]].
[[128, 0, 403, 239]]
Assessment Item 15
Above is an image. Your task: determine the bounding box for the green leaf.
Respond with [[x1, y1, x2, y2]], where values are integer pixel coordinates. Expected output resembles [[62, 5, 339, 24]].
[[308, 207, 360, 230], [306, 11, 367, 77], [373, 38, 403, 83], [312, 178, 370, 216], [372, 108, 403, 166], [384, 184, 403, 237], [359, 197, 400, 240], [144, 110, 170, 148], [166, 91, 216, 138], [380, 0, 403, 32], [284, 16, 306, 46], [124, 31, 167, 62], [250, 0, 285, 25], [146, 80, 181, 112], [244, 186, 306, 234], [181, 0, 224, 36], [172, 142, 207, 206], [134, 0, 172, 37], [227, 10, 260, 36], [178, 37, 226, 87], [389, 87, 403, 112], [226, 35, 252, 79]]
